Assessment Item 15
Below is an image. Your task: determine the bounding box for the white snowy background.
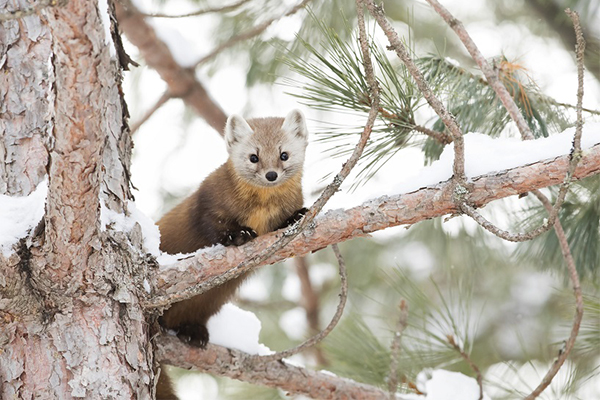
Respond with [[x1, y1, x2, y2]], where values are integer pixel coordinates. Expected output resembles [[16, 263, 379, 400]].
[[1, 0, 599, 399]]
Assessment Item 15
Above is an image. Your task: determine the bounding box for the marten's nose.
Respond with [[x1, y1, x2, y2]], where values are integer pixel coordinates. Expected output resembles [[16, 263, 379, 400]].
[[265, 171, 278, 182]]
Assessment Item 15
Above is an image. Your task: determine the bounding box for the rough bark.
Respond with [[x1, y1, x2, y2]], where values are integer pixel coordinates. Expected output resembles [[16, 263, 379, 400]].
[[155, 334, 401, 400], [148, 142, 600, 309], [0, 0, 51, 197], [0, 0, 153, 398]]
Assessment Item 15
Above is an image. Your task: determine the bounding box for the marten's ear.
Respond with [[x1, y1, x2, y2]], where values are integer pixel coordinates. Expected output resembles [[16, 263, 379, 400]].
[[225, 114, 254, 149], [282, 109, 308, 141]]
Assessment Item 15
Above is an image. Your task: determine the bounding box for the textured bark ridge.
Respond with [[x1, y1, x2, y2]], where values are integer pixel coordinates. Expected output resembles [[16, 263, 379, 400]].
[[0, 0, 154, 398], [0, 0, 51, 197], [156, 335, 393, 400]]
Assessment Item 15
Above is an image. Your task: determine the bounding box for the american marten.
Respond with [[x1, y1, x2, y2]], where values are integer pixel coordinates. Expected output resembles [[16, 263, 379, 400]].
[[157, 109, 309, 347]]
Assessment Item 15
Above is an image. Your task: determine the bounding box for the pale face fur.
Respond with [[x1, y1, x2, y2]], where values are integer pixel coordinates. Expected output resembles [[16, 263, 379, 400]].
[[224, 109, 309, 187]]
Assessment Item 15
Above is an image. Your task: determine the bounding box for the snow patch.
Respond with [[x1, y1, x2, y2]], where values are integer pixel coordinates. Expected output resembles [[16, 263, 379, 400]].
[[174, 372, 218, 400], [282, 270, 301, 302], [0, 180, 47, 257], [97, 0, 116, 56], [206, 303, 272, 355], [415, 369, 491, 400], [279, 307, 307, 340], [100, 200, 161, 256], [390, 122, 600, 196]]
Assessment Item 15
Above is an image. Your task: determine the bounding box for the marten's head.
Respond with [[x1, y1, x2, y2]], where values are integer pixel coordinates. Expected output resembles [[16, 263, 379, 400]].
[[224, 109, 309, 187]]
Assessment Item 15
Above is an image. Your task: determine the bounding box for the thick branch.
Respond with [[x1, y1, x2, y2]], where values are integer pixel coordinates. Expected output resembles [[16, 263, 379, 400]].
[[147, 143, 600, 309], [43, 0, 110, 284], [155, 334, 404, 400], [115, 0, 228, 134]]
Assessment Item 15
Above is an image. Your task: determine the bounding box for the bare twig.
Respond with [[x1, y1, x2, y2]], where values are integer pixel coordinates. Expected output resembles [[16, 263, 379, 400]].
[[364, 0, 466, 183], [413, 124, 453, 145], [294, 256, 329, 365], [130, 92, 172, 135], [425, 0, 535, 141], [525, 9, 586, 399], [155, 335, 403, 399], [447, 335, 484, 400], [524, 193, 584, 400], [252, 244, 347, 362], [0, 0, 66, 21], [146, 143, 600, 309], [139, 0, 250, 18], [548, 100, 600, 116], [192, 0, 313, 68], [388, 300, 409, 399]]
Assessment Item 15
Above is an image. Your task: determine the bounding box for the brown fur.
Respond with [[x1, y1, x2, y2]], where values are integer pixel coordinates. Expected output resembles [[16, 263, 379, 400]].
[[155, 114, 306, 399], [157, 161, 303, 332]]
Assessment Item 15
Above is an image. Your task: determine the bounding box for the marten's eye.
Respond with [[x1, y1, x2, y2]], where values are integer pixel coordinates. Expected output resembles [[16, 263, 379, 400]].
[[249, 154, 259, 163], [280, 152, 289, 161]]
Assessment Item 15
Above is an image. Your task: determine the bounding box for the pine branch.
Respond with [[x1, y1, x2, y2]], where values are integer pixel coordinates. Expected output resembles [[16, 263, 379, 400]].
[[387, 300, 409, 398], [365, 1, 466, 184], [154, 335, 406, 399], [114, 0, 228, 134], [425, 0, 535, 141], [447, 335, 483, 400], [144, 143, 600, 310]]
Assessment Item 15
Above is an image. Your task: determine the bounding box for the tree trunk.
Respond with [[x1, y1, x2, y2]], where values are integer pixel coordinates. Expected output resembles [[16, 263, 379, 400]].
[[0, 0, 154, 398]]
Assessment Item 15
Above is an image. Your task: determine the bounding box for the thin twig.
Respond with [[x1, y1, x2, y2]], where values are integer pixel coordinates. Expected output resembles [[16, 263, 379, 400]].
[[130, 92, 172, 135], [138, 0, 250, 18], [0, 0, 66, 21], [447, 335, 484, 400], [364, 0, 466, 183], [524, 193, 584, 400], [376, 106, 452, 145], [548, 100, 600, 116], [252, 244, 347, 362], [425, 0, 535, 141], [525, 9, 586, 399], [193, 0, 313, 68], [387, 300, 409, 399]]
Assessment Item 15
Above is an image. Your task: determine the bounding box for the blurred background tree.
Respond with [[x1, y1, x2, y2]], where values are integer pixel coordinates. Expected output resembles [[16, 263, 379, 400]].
[[120, 0, 600, 398]]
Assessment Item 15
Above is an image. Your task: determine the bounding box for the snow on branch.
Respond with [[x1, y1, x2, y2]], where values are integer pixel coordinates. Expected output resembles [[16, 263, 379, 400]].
[[146, 137, 600, 309]]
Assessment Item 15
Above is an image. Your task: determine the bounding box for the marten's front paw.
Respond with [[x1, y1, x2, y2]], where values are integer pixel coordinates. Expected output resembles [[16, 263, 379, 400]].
[[177, 323, 210, 349], [221, 227, 258, 246], [279, 207, 308, 229]]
